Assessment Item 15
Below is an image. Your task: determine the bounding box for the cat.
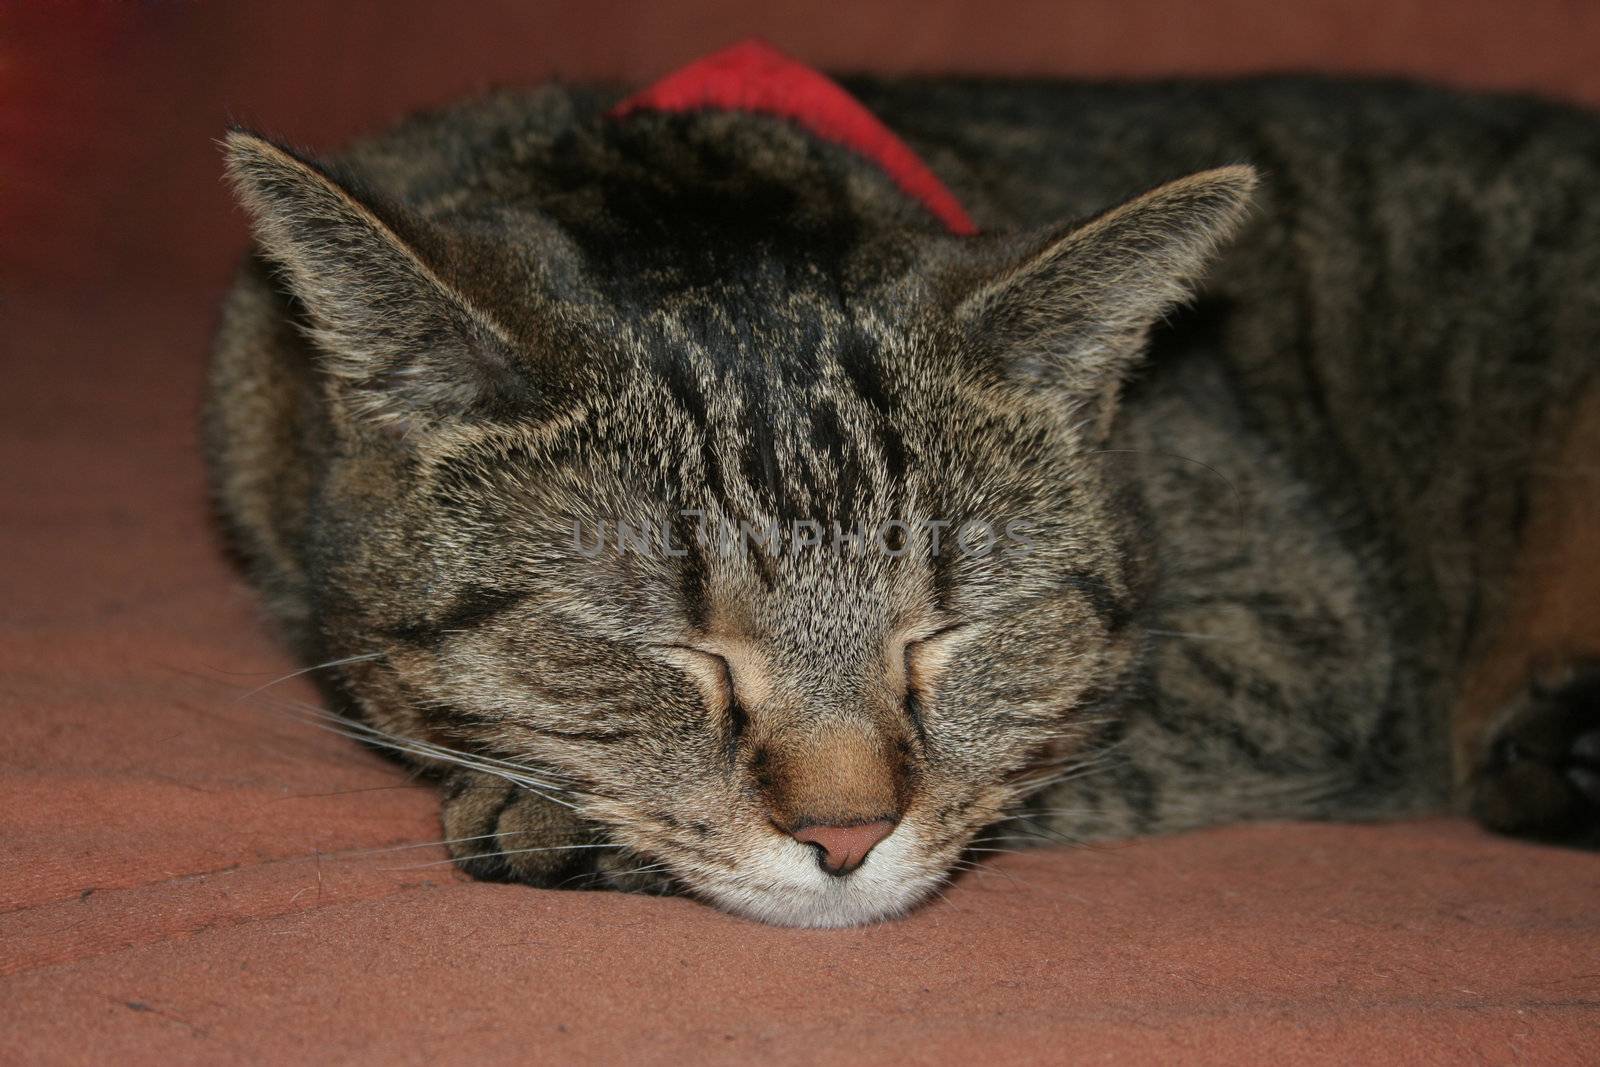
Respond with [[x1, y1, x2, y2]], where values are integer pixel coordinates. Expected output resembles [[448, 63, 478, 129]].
[[205, 57, 1600, 927]]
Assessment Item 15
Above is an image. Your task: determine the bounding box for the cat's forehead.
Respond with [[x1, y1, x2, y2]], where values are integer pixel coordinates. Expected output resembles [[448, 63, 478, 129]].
[[639, 287, 868, 364]]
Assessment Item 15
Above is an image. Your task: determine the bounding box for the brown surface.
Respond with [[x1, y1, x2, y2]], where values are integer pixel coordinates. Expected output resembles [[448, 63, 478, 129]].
[[5, 4, 1600, 1063]]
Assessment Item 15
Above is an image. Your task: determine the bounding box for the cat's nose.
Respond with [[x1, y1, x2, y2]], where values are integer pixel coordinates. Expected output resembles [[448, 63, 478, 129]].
[[789, 819, 895, 875]]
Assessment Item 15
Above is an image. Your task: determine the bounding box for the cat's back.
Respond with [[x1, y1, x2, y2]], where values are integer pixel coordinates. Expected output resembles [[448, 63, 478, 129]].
[[876, 75, 1600, 629], [865, 74, 1600, 749], [859, 74, 1600, 792], [325, 74, 1600, 225]]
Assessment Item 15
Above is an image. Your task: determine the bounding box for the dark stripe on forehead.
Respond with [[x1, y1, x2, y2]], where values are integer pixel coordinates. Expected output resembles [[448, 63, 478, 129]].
[[383, 585, 529, 647], [738, 390, 788, 518], [930, 540, 956, 615], [649, 348, 727, 506], [673, 508, 712, 629], [837, 327, 908, 487], [805, 397, 865, 528]]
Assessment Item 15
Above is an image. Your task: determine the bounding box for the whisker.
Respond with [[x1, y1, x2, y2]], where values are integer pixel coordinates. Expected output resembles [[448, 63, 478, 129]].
[[951, 857, 1028, 890], [268, 782, 427, 802], [924, 881, 962, 912], [548, 854, 674, 890], [383, 842, 625, 871], [983, 826, 1119, 853], [199, 664, 584, 803], [252, 695, 579, 808], [985, 807, 1105, 825], [1010, 747, 1126, 798], [232, 651, 387, 702], [328, 832, 506, 858], [615, 862, 674, 881], [1144, 628, 1244, 644]]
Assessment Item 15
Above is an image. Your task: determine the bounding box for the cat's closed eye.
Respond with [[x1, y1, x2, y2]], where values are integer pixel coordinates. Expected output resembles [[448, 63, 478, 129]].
[[901, 623, 967, 695], [658, 645, 748, 747]]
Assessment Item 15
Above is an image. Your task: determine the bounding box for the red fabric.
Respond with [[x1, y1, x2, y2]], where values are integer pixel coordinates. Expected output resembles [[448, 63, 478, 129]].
[[608, 38, 979, 235]]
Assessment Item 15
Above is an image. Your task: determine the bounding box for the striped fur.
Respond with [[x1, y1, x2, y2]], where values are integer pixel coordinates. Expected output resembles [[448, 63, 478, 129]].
[[206, 75, 1600, 926]]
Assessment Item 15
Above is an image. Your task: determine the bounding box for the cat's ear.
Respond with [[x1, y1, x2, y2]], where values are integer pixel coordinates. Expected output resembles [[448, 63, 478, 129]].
[[223, 129, 526, 431], [956, 165, 1257, 434]]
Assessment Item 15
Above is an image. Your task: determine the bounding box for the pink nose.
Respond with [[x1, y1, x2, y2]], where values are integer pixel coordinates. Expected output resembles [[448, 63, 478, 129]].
[[790, 820, 895, 875]]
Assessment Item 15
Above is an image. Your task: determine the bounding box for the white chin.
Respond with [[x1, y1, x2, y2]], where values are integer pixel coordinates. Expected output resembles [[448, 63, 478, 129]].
[[692, 824, 946, 928]]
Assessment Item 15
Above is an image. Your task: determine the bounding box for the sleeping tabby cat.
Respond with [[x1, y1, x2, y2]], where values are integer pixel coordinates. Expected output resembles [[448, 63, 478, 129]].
[[206, 67, 1600, 927]]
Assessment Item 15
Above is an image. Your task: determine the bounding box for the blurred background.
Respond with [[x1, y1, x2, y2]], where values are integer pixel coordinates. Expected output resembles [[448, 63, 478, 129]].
[[9, 0, 1600, 304]]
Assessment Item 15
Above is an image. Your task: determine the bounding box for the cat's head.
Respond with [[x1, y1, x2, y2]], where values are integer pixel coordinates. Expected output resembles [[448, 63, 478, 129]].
[[223, 113, 1253, 927]]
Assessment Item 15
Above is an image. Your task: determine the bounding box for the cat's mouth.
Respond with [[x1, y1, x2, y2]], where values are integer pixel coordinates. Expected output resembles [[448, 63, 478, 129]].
[[594, 778, 1016, 927], [675, 821, 955, 928]]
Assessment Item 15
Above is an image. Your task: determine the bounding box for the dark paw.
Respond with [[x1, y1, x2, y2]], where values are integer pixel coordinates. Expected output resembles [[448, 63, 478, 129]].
[[1471, 661, 1600, 847], [439, 769, 674, 892]]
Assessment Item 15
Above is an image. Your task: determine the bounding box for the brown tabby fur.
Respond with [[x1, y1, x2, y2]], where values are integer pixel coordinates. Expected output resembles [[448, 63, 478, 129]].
[[206, 75, 1600, 926]]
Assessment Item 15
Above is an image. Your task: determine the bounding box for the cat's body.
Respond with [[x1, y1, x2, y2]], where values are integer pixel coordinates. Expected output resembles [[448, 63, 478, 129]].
[[207, 70, 1600, 927]]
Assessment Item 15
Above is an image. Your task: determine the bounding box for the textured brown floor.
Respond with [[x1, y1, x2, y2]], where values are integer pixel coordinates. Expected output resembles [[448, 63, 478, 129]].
[[5, 4, 1600, 1063]]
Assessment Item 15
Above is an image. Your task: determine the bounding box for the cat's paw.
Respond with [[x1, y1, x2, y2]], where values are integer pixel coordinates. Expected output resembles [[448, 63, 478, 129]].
[[1470, 659, 1600, 847], [439, 769, 673, 892]]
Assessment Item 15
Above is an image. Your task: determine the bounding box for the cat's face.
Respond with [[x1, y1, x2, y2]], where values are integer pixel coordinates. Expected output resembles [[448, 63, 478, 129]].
[[330, 303, 1141, 925], [224, 125, 1252, 925]]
